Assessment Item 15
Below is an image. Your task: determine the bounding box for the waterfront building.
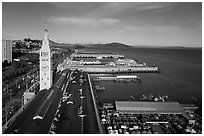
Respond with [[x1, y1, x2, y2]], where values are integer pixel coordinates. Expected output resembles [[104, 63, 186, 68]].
[[70, 52, 124, 59], [57, 51, 159, 73], [2, 39, 12, 63], [59, 64, 159, 73], [115, 101, 184, 114], [116, 59, 136, 65], [39, 22, 52, 90]]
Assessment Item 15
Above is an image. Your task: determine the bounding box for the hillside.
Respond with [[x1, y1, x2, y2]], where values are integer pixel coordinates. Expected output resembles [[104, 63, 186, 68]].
[[49, 40, 73, 48], [72, 42, 131, 48], [91, 42, 130, 48], [49, 41, 130, 48]]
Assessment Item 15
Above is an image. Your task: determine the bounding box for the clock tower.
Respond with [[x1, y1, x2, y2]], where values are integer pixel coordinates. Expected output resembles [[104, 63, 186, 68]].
[[40, 21, 52, 90]]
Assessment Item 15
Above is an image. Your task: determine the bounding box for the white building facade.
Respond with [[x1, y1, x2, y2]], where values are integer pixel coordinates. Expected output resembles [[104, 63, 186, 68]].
[[2, 39, 12, 63], [39, 23, 52, 90]]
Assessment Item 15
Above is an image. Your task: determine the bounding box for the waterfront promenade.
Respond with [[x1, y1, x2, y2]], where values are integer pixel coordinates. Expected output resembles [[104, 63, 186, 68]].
[[87, 74, 104, 134]]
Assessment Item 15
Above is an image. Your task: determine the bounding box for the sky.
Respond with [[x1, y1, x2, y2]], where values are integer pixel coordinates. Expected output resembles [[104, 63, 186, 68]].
[[2, 2, 202, 47]]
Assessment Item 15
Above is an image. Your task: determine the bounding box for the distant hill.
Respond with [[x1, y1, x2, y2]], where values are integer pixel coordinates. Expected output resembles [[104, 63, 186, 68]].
[[88, 42, 130, 48], [49, 41, 130, 48], [49, 40, 73, 48]]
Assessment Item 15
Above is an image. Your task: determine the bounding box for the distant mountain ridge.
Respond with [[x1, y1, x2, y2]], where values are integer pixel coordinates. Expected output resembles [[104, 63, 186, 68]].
[[91, 42, 130, 48], [49, 40, 130, 48], [49, 40, 73, 47]]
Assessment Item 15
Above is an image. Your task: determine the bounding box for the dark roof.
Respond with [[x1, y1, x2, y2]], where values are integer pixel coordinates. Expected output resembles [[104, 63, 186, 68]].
[[115, 101, 184, 114]]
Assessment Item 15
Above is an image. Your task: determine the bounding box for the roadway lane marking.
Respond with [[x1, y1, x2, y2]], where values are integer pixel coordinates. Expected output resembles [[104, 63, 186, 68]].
[[62, 84, 65, 91], [66, 73, 70, 79], [63, 81, 69, 95], [47, 90, 54, 100], [43, 100, 52, 118]]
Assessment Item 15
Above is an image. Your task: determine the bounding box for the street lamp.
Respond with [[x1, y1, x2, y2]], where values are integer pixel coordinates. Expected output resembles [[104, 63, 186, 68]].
[[7, 85, 8, 92], [16, 80, 18, 88], [5, 110, 8, 128], [80, 96, 85, 106], [78, 114, 86, 134], [22, 96, 24, 109], [26, 75, 29, 91], [18, 85, 20, 93], [9, 89, 12, 100]]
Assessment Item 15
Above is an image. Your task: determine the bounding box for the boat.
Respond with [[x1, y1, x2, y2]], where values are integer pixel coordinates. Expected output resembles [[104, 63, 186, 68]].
[[139, 94, 168, 102], [95, 86, 105, 91]]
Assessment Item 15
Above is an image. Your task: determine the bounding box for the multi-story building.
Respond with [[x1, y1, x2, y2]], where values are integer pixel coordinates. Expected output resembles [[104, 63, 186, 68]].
[[2, 39, 12, 63]]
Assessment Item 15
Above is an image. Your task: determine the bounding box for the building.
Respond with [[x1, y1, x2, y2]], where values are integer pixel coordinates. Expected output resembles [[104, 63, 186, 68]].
[[23, 91, 35, 105], [58, 64, 159, 73], [71, 52, 124, 59], [115, 101, 184, 114], [57, 52, 159, 73], [182, 113, 196, 124], [39, 22, 52, 90], [116, 75, 138, 79], [2, 39, 12, 63]]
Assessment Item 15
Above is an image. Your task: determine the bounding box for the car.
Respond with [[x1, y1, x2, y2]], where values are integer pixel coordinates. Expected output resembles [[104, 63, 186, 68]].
[[67, 101, 73, 104], [57, 113, 61, 118], [67, 93, 72, 98], [72, 81, 76, 83], [50, 124, 56, 130], [78, 106, 83, 114], [56, 109, 59, 114], [13, 128, 19, 133], [54, 117, 59, 122], [49, 131, 56, 134], [78, 88, 82, 91], [62, 99, 66, 102]]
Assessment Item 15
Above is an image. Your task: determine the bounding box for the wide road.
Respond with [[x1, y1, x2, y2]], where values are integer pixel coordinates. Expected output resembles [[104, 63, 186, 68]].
[[4, 70, 70, 134], [55, 70, 99, 134]]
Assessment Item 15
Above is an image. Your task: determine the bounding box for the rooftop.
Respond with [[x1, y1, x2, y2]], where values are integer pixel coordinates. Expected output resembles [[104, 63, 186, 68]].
[[115, 101, 184, 114]]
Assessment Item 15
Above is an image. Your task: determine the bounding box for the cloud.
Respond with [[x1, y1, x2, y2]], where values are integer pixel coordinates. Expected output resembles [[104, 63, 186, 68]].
[[154, 3, 178, 12], [2, 13, 13, 17], [47, 16, 120, 27], [101, 2, 176, 12], [2, 32, 26, 40], [136, 3, 174, 11], [125, 25, 180, 33]]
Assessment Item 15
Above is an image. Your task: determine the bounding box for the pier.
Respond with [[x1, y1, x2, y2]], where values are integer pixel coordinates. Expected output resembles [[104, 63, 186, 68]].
[[93, 75, 141, 82], [57, 52, 160, 73]]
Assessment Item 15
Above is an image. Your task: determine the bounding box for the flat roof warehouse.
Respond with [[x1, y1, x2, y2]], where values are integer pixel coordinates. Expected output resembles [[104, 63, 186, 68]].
[[115, 101, 184, 114]]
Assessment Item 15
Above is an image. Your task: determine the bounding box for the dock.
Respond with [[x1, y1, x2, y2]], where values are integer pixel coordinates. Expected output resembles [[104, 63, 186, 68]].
[[93, 75, 141, 82]]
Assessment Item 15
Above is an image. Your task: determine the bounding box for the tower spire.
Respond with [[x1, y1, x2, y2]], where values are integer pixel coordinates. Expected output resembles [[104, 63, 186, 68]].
[[45, 19, 48, 32], [44, 19, 48, 40]]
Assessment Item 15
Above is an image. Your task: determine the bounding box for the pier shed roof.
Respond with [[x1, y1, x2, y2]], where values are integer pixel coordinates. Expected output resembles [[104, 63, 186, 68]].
[[115, 101, 184, 114]]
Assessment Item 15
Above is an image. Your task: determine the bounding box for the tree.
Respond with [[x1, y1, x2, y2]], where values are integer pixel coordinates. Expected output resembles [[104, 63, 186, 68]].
[[15, 42, 21, 49]]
